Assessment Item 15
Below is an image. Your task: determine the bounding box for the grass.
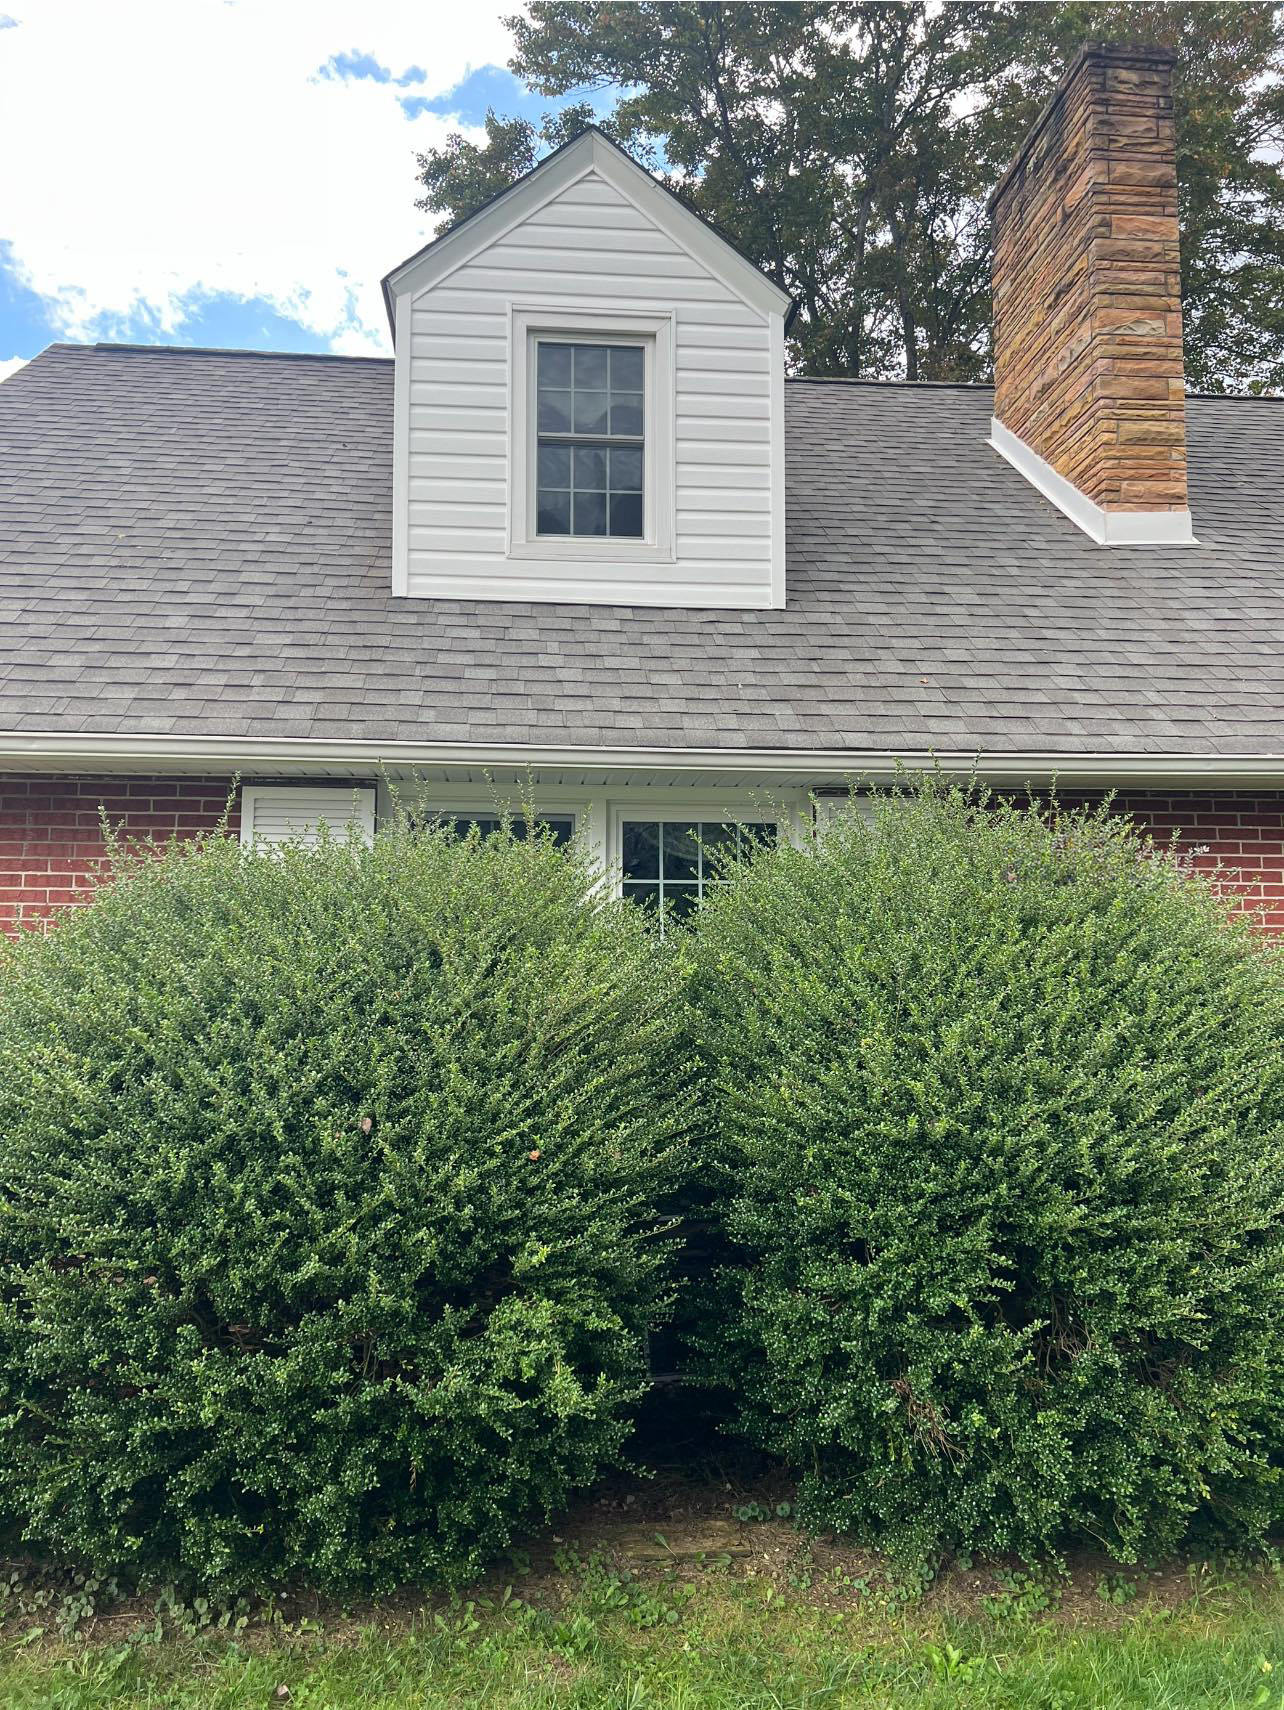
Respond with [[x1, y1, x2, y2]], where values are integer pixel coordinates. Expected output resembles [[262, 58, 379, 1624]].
[[4, 1539, 1284, 1709]]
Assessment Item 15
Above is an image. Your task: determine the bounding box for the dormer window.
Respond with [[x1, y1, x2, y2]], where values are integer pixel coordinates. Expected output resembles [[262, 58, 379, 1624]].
[[505, 307, 674, 566], [535, 341, 644, 538], [384, 127, 791, 607]]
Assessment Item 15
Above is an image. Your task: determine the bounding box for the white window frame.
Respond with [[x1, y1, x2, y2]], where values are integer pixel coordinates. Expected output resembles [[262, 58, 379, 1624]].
[[508, 305, 675, 565]]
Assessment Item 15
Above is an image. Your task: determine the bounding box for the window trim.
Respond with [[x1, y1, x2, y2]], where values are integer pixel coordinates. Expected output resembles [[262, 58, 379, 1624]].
[[508, 305, 675, 564]]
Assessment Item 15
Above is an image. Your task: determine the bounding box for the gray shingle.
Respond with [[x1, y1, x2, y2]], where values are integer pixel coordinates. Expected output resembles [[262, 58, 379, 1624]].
[[1, 341, 1283, 758]]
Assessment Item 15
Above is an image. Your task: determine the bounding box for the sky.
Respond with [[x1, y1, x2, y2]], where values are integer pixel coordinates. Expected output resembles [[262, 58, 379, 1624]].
[[0, 2, 605, 383]]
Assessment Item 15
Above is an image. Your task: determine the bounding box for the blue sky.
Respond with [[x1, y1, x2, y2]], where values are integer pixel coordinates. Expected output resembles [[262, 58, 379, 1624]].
[[0, 4, 615, 381]]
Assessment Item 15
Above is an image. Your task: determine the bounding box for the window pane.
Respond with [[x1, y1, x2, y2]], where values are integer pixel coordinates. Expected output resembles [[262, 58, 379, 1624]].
[[663, 821, 699, 881], [609, 492, 643, 536], [573, 445, 607, 491], [573, 390, 609, 435], [435, 813, 574, 846], [538, 342, 573, 388], [537, 444, 571, 488], [537, 390, 572, 433], [574, 344, 608, 388], [665, 883, 700, 921], [573, 490, 607, 535], [622, 820, 659, 879], [611, 446, 643, 492], [540, 816, 576, 847], [609, 396, 643, 438], [610, 346, 644, 391], [699, 821, 737, 851], [693, 822, 729, 879], [537, 489, 570, 534], [622, 880, 660, 913]]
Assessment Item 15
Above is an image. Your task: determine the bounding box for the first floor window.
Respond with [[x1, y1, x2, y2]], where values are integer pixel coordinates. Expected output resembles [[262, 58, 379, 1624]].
[[422, 812, 575, 847], [535, 340, 644, 538], [621, 818, 777, 924]]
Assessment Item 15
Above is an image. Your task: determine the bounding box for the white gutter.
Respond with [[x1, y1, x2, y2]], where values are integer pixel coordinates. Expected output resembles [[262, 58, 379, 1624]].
[[0, 729, 1282, 786]]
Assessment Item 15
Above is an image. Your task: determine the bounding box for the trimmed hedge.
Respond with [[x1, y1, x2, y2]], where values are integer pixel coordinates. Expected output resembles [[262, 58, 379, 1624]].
[[0, 817, 690, 1591], [689, 784, 1284, 1563]]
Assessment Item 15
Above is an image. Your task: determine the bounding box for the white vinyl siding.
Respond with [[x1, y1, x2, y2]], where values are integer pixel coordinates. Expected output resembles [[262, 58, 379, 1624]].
[[239, 785, 376, 848], [400, 165, 780, 609]]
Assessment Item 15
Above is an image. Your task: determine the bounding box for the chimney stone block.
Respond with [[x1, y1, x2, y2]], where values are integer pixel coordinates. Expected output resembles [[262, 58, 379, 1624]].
[[989, 41, 1189, 520]]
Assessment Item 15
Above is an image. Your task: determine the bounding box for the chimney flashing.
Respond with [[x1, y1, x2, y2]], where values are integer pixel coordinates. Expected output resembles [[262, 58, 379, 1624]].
[[990, 415, 1195, 545]]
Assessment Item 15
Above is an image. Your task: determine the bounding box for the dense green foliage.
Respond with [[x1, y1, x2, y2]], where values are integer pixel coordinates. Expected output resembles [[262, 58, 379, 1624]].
[[417, 2, 1284, 390], [0, 820, 689, 1592], [690, 785, 1284, 1563]]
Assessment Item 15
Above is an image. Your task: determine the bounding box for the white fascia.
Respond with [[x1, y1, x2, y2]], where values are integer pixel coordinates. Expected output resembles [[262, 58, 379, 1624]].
[[2, 731, 1284, 789], [989, 416, 1195, 546], [383, 130, 792, 324]]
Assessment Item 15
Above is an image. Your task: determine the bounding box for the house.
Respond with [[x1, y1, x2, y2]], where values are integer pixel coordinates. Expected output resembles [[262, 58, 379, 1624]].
[[2, 40, 1284, 930]]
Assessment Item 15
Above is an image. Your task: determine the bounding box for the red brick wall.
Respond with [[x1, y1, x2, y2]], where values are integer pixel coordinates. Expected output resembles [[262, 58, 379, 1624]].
[[0, 774, 238, 932], [1067, 790, 1284, 936], [1, 776, 1282, 937]]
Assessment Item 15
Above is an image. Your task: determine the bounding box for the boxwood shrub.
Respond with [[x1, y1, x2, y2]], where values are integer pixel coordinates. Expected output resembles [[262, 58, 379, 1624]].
[[0, 815, 689, 1592], [690, 783, 1284, 1564]]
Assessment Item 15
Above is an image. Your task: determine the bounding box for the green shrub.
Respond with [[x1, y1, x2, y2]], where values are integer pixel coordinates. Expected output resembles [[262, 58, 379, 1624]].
[[0, 816, 689, 1591], [690, 782, 1284, 1564]]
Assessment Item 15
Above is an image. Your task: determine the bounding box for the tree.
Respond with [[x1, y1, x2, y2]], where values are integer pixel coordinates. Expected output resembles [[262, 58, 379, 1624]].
[[414, 2, 1284, 390]]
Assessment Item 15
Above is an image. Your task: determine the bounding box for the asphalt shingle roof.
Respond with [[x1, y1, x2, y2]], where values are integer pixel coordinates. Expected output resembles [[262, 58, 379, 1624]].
[[2, 340, 1283, 758]]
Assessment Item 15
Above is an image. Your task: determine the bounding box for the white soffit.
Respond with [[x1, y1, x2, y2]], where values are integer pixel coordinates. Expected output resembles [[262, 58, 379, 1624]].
[[989, 416, 1195, 546]]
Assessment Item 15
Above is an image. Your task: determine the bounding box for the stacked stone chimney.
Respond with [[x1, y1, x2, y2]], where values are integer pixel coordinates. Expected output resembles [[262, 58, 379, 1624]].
[[988, 41, 1193, 544]]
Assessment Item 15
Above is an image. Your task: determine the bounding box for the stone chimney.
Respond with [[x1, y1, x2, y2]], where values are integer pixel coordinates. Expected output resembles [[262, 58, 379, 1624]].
[[988, 41, 1193, 544]]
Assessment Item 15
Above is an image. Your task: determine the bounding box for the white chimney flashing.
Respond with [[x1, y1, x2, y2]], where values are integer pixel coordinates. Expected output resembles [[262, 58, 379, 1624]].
[[989, 416, 1195, 547]]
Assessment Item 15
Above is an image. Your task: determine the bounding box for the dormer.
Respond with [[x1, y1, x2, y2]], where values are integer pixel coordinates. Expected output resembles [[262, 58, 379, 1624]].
[[382, 129, 793, 610]]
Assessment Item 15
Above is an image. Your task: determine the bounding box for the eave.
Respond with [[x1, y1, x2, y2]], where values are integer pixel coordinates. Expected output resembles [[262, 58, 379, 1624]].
[[0, 730, 1282, 792]]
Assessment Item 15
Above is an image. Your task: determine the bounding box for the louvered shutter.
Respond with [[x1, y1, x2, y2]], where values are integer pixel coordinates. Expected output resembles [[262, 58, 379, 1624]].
[[239, 785, 376, 848], [811, 794, 874, 830]]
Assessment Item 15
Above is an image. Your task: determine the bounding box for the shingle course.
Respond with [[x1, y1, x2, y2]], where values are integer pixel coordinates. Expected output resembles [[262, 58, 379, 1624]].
[[2, 343, 1283, 756]]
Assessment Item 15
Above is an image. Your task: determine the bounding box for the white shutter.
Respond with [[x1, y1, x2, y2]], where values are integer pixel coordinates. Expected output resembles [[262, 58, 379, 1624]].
[[811, 793, 875, 830], [239, 785, 376, 848]]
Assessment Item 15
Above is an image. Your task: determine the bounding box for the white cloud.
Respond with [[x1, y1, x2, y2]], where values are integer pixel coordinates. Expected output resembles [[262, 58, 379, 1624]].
[[0, 354, 27, 383], [0, 1, 513, 354]]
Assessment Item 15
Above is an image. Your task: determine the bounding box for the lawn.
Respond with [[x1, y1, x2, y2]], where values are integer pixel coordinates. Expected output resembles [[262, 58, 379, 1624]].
[[5, 1500, 1284, 1709]]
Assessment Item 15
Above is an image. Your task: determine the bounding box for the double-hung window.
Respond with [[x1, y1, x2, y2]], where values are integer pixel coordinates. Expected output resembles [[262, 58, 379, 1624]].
[[535, 341, 644, 539], [508, 308, 674, 564]]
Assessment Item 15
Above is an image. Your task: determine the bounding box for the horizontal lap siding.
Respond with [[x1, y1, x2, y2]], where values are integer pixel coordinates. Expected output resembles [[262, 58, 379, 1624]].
[[406, 169, 775, 602], [0, 775, 237, 933]]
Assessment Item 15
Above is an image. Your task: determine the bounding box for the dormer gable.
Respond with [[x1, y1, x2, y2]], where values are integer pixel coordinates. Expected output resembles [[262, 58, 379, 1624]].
[[382, 129, 793, 610]]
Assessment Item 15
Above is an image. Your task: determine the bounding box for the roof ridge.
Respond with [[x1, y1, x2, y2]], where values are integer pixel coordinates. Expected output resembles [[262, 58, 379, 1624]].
[[785, 375, 992, 391], [49, 342, 393, 366], [783, 372, 1283, 401]]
